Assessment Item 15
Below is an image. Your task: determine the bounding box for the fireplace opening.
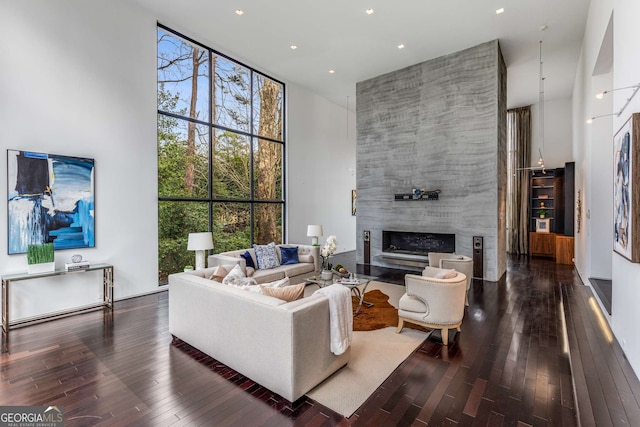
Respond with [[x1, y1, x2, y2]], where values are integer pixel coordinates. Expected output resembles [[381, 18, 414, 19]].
[[382, 230, 455, 256]]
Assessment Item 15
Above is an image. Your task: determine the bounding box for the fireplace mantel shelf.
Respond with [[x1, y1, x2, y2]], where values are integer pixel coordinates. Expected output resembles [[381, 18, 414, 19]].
[[394, 193, 439, 201]]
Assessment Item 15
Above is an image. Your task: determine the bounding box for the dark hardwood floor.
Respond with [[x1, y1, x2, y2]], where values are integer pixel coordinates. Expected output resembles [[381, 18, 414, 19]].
[[1, 254, 639, 426]]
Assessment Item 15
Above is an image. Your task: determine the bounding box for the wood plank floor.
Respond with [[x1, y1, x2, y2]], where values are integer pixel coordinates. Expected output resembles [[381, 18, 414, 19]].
[[561, 280, 640, 427], [0, 255, 638, 426]]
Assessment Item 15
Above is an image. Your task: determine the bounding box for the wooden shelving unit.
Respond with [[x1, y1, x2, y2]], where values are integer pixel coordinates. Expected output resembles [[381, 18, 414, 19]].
[[528, 164, 575, 264], [530, 168, 565, 234]]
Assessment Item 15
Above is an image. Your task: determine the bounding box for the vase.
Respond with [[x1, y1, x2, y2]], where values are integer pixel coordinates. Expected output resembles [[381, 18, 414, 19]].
[[320, 270, 333, 280], [27, 262, 56, 275]]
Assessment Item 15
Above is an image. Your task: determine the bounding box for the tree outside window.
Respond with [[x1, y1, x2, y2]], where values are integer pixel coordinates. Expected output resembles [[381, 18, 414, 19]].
[[157, 26, 284, 283]]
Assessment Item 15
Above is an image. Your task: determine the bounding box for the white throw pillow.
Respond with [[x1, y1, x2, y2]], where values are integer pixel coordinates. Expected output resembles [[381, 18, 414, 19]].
[[253, 242, 280, 270], [222, 264, 245, 285], [261, 277, 290, 288], [434, 269, 457, 279], [243, 284, 263, 293]]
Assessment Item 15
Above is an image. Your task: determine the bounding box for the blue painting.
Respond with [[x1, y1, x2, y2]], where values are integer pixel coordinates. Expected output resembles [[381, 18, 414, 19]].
[[7, 150, 95, 254]]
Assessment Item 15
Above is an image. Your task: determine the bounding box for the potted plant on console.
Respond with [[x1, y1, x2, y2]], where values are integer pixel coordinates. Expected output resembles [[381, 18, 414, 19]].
[[538, 208, 547, 219], [27, 243, 55, 274], [320, 235, 338, 280]]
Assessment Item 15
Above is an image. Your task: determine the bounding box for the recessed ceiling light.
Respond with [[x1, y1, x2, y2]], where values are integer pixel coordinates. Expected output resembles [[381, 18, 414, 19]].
[[397, 44, 405, 49], [235, 9, 244, 16], [495, 8, 505, 14], [366, 8, 375, 15], [539, 24, 549, 31], [290, 45, 297, 50], [329, 70, 335, 74]]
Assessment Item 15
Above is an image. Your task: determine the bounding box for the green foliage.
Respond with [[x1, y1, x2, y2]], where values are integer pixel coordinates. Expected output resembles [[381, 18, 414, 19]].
[[156, 29, 283, 284], [27, 243, 54, 264]]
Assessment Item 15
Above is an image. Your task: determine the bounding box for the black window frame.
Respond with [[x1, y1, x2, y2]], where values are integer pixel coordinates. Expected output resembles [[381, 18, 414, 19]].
[[157, 23, 286, 269]]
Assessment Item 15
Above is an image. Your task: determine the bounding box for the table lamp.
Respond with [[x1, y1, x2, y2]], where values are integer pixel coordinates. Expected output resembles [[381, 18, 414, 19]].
[[307, 225, 323, 246], [187, 232, 214, 270]]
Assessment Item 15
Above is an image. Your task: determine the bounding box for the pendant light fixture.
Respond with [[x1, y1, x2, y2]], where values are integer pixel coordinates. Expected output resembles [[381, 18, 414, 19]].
[[537, 40, 546, 173]]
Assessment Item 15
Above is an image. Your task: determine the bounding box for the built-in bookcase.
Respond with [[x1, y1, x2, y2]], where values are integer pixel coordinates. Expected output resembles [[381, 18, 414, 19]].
[[530, 168, 565, 234]]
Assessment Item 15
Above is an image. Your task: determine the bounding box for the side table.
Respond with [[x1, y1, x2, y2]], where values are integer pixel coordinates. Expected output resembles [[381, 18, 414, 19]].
[[2, 263, 114, 333]]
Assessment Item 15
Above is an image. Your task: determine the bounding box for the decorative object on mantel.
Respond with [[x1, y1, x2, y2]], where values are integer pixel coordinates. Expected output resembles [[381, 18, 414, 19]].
[[26, 243, 55, 274], [187, 232, 214, 270], [394, 189, 441, 201], [307, 224, 323, 246], [320, 235, 338, 279]]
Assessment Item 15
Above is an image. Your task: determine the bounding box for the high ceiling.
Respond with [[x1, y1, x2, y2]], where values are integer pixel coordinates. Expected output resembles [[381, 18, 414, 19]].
[[133, 0, 590, 110]]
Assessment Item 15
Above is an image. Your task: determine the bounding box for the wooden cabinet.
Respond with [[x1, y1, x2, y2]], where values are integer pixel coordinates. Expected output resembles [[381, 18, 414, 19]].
[[555, 235, 575, 265], [529, 232, 575, 264], [530, 232, 556, 258]]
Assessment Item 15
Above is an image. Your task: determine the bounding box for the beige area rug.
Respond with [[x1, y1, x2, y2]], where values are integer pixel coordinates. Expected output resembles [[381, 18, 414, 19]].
[[304, 281, 431, 418]]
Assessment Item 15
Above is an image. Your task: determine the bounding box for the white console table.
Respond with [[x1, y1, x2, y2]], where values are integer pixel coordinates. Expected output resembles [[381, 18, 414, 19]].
[[1, 263, 114, 333]]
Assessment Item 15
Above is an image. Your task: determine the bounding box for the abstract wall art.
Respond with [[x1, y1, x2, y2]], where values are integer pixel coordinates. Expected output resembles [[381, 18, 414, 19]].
[[7, 150, 95, 254], [613, 114, 640, 262]]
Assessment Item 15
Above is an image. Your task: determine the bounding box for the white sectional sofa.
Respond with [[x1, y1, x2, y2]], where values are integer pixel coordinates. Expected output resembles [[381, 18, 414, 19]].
[[208, 244, 320, 284], [169, 267, 350, 401]]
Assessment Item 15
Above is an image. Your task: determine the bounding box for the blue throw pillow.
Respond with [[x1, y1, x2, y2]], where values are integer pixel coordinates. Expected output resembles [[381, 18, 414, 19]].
[[240, 251, 255, 269], [280, 246, 299, 265]]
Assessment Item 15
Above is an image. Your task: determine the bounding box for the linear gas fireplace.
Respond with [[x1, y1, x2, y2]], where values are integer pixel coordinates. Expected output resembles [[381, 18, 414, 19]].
[[382, 230, 455, 257]]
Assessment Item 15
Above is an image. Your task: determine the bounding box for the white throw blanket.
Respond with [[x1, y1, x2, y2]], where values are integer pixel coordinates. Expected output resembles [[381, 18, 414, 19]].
[[315, 284, 353, 355]]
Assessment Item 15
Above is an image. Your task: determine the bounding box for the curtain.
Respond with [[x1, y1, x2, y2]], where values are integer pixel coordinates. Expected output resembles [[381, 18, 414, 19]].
[[506, 107, 531, 254]]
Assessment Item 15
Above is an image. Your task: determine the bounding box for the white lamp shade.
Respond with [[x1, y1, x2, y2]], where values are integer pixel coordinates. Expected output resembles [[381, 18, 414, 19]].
[[187, 232, 214, 251], [307, 225, 323, 237]]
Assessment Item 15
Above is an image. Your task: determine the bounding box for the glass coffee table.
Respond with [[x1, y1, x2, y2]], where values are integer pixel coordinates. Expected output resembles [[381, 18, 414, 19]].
[[305, 273, 377, 314]]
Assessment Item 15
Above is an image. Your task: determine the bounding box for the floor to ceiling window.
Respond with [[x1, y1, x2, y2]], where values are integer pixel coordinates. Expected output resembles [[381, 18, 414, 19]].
[[157, 25, 285, 283]]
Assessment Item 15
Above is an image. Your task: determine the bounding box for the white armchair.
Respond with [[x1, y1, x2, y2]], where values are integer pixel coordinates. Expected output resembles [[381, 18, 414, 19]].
[[396, 267, 467, 345], [428, 252, 473, 306]]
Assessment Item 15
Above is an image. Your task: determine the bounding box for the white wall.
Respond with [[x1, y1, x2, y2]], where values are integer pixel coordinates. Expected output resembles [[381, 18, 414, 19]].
[[610, 0, 640, 376], [572, 48, 589, 278], [588, 73, 614, 279], [287, 85, 357, 253], [149, 10, 358, 255], [530, 97, 574, 169], [573, 0, 640, 377], [0, 0, 158, 319]]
